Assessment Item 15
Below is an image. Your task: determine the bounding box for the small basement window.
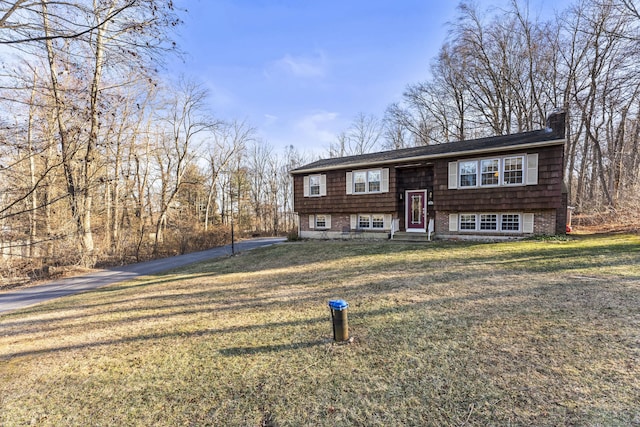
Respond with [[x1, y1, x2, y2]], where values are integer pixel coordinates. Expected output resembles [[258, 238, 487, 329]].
[[371, 214, 384, 229], [501, 214, 521, 231], [358, 214, 371, 229], [453, 213, 523, 233], [459, 214, 477, 230], [480, 214, 498, 231], [316, 214, 327, 228]]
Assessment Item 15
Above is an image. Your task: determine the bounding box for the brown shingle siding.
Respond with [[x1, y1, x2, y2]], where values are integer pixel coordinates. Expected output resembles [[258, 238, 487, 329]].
[[294, 168, 397, 214], [433, 145, 564, 212]]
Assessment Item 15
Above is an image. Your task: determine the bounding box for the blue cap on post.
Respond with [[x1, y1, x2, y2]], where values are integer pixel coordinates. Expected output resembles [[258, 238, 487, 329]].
[[328, 299, 349, 311]]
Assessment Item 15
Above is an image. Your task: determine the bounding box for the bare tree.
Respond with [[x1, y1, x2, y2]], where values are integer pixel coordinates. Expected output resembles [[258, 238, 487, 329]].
[[152, 78, 217, 253], [203, 119, 251, 231], [329, 112, 384, 156]]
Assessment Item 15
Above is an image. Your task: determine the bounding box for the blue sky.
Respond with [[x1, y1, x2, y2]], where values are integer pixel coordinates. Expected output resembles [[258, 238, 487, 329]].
[[169, 0, 569, 156]]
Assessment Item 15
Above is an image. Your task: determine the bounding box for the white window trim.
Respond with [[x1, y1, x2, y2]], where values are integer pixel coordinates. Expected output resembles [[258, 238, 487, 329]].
[[458, 160, 478, 188], [459, 213, 478, 231], [500, 213, 522, 233], [451, 213, 531, 233], [353, 171, 368, 194], [450, 154, 534, 189], [479, 213, 499, 231], [347, 168, 389, 194], [480, 159, 500, 187], [502, 156, 525, 187], [357, 214, 371, 229], [352, 213, 392, 230], [303, 174, 326, 197], [310, 214, 331, 230]]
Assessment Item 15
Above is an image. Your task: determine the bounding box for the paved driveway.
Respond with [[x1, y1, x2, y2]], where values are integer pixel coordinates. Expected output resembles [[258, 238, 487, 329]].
[[0, 237, 285, 314]]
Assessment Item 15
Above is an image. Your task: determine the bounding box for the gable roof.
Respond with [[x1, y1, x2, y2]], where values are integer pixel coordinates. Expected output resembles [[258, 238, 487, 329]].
[[291, 128, 564, 174]]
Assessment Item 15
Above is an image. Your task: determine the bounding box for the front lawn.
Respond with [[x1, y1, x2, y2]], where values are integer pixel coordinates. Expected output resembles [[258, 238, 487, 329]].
[[0, 234, 638, 426]]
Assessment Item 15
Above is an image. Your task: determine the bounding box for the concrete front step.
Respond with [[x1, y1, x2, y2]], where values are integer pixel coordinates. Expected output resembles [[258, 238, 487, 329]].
[[391, 231, 432, 242]]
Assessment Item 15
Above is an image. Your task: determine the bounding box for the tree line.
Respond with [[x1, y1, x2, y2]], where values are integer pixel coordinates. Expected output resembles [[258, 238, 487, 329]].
[[0, 0, 308, 281]]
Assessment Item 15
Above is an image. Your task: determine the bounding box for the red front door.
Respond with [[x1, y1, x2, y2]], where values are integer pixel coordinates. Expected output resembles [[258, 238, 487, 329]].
[[406, 190, 426, 231]]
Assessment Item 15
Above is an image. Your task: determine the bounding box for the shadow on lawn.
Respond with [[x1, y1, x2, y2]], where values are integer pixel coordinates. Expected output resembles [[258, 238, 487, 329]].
[[219, 339, 329, 356], [0, 314, 331, 360], [1, 235, 638, 348], [3, 273, 635, 361], [2, 235, 638, 338]]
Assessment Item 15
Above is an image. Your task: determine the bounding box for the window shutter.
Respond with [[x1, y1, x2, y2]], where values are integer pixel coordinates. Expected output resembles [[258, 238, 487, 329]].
[[346, 172, 353, 195], [350, 214, 357, 229], [320, 174, 327, 196], [526, 154, 539, 185], [448, 162, 458, 189], [383, 214, 392, 229], [325, 215, 332, 229], [449, 214, 459, 232], [523, 213, 534, 233], [303, 176, 310, 197], [381, 168, 389, 192], [308, 215, 315, 229]]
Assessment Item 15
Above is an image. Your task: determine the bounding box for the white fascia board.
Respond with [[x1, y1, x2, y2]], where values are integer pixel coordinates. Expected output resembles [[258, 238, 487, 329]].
[[290, 138, 565, 175]]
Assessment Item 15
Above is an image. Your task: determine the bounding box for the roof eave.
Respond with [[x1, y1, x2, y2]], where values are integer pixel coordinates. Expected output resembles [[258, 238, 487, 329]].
[[290, 138, 565, 174]]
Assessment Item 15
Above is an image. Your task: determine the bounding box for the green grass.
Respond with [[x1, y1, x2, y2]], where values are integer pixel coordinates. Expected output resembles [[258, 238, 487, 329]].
[[1, 234, 639, 426]]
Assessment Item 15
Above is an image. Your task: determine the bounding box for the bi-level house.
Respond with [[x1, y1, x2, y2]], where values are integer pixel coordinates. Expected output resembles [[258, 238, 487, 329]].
[[291, 111, 568, 240]]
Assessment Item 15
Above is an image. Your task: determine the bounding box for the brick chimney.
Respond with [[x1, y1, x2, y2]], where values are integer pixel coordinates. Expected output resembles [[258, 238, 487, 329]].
[[546, 110, 566, 138]]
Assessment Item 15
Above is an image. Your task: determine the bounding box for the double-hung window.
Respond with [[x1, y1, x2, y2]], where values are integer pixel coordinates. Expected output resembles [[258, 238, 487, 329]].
[[371, 214, 385, 229], [503, 156, 524, 185], [354, 213, 389, 230], [354, 170, 381, 193], [481, 159, 500, 186], [450, 213, 531, 233], [358, 214, 371, 229], [309, 175, 321, 195], [459, 214, 477, 230], [315, 214, 327, 228], [501, 214, 520, 231], [450, 154, 532, 189], [347, 168, 389, 194], [309, 214, 331, 230], [304, 174, 326, 197], [353, 171, 367, 193], [480, 214, 498, 231], [459, 161, 477, 187], [367, 170, 381, 192]]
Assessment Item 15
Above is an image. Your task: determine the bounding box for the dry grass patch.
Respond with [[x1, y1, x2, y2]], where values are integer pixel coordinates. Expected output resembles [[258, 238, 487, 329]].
[[1, 234, 639, 426]]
